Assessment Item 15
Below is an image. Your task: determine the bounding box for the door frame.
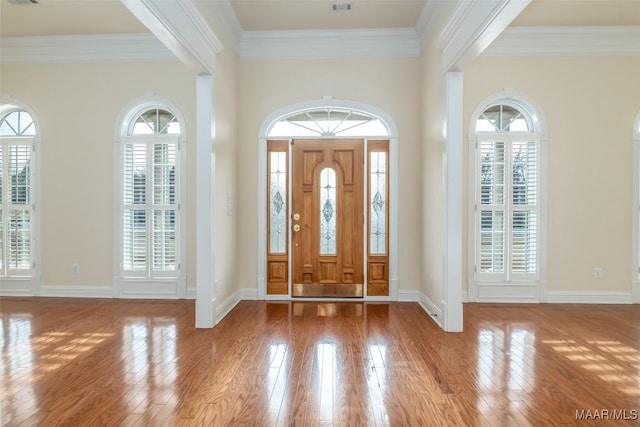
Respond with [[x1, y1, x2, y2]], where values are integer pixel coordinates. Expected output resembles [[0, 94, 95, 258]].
[[257, 99, 398, 301]]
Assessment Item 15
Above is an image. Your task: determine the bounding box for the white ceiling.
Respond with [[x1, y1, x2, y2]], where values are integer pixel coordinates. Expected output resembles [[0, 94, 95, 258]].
[[228, 0, 426, 31], [1, 0, 639, 38]]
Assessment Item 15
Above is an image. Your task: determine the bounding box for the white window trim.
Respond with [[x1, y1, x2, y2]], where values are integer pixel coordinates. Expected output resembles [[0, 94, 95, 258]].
[[257, 98, 399, 301], [632, 112, 640, 303], [467, 90, 548, 303], [0, 97, 41, 297], [113, 95, 187, 299]]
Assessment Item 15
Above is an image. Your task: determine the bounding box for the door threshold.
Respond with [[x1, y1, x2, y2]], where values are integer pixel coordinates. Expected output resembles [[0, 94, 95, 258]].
[[292, 283, 363, 298]]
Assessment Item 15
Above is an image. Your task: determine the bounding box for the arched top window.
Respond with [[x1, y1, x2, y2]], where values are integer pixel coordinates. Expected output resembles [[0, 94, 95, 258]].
[[0, 109, 36, 137], [268, 107, 389, 138], [128, 108, 180, 136], [475, 103, 534, 133]]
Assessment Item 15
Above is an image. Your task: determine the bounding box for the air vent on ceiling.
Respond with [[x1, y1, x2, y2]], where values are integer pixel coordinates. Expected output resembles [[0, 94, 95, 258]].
[[8, 0, 39, 4], [332, 3, 351, 11]]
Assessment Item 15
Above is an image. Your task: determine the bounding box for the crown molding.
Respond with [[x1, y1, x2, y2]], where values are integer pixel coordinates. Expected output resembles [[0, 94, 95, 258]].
[[484, 26, 640, 56], [238, 28, 421, 60], [0, 33, 175, 64]]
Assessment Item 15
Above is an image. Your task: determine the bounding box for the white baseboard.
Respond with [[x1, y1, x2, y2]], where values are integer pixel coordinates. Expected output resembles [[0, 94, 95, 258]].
[[546, 291, 632, 304], [39, 285, 113, 298], [216, 291, 241, 325], [186, 288, 196, 299], [418, 292, 443, 328], [461, 290, 469, 303], [633, 281, 640, 304], [398, 289, 419, 302], [239, 287, 258, 300]]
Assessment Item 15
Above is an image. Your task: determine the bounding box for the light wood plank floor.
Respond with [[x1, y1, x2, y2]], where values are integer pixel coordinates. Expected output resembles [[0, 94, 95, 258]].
[[1, 298, 639, 426]]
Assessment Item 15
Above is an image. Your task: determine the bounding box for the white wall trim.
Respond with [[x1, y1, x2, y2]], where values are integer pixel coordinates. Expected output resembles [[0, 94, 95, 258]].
[[547, 291, 632, 304], [418, 292, 444, 328], [0, 34, 175, 64], [398, 289, 419, 302], [195, 75, 216, 328], [442, 72, 464, 332], [121, 0, 222, 75], [200, 0, 243, 51], [416, 0, 456, 49], [485, 26, 640, 56], [39, 286, 114, 299], [187, 288, 197, 299], [239, 28, 420, 60], [436, 0, 530, 71], [216, 290, 241, 324], [239, 287, 259, 300]]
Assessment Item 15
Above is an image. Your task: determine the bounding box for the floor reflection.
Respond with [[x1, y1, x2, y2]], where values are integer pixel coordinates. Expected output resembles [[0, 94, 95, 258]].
[[264, 342, 289, 425], [476, 326, 535, 421], [122, 318, 178, 413]]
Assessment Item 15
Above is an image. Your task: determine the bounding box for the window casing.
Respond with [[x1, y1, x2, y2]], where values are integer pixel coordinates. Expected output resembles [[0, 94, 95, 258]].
[[0, 110, 35, 278], [121, 108, 181, 279], [473, 103, 540, 282]]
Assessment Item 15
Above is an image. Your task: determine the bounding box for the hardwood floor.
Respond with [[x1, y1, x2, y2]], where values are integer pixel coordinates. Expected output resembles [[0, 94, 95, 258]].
[[1, 298, 639, 426]]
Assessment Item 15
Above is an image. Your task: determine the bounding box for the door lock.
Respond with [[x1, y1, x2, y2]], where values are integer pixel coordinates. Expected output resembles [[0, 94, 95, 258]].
[[293, 224, 301, 232]]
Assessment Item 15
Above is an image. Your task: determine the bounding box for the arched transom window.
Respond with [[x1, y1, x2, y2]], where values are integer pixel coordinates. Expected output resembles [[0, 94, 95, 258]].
[[268, 107, 389, 137]]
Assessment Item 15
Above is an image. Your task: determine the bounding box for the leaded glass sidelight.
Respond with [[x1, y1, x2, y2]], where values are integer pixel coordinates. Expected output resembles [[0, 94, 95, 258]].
[[269, 152, 287, 253], [319, 168, 337, 255], [370, 152, 387, 254]]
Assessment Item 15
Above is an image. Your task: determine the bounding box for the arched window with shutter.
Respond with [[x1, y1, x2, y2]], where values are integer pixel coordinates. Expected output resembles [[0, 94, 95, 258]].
[[469, 94, 546, 302], [115, 98, 186, 298]]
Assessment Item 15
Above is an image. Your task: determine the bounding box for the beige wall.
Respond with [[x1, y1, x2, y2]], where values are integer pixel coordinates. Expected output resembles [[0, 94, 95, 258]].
[[1, 61, 197, 290], [420, 43, 445, 309], [213, 45, 239, 305], [464, 55, 640, 294], [237, 57, 423, 293]]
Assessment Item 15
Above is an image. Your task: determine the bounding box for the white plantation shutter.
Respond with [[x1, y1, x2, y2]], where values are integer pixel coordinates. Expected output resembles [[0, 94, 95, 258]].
[[475, 103, 539, 282], [123, 143, 147, 271], [152, 143, 176, 271], [479, 141, 505, 275], [511, 141, 537, 275], [122, 138, 178, 276], [0, 137, 33, 276]]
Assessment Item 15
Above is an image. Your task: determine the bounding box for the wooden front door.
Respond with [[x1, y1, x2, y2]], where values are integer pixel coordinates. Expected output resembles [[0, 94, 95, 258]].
[[291, 139, 364, 297]]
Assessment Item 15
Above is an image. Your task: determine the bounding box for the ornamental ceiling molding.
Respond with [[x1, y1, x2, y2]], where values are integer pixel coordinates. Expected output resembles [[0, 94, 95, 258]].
[[484, 26, 640, 56], [2, 26, 640, 64]]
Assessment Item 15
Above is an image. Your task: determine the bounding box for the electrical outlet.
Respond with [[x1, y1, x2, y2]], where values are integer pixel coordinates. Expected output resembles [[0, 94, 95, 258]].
[[72, 263, 80, 275], [594, 267, 602, 279]]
